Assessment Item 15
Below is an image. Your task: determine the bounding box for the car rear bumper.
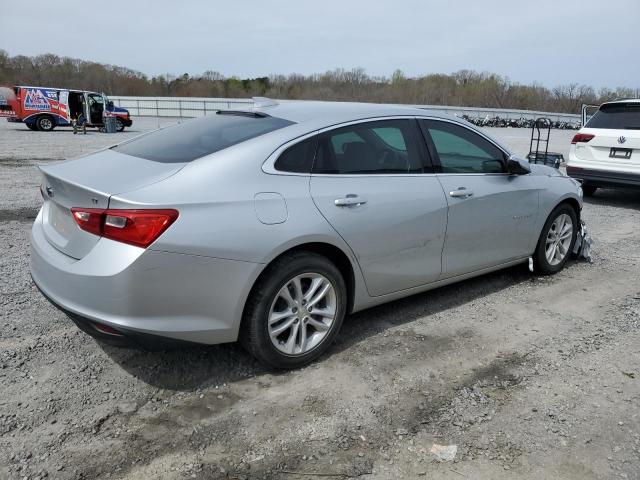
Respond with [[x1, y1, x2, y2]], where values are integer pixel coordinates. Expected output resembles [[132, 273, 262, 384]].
[[567, 165, 640, 190], [33, 279, 202, 350], [30, 210, 261, 346]]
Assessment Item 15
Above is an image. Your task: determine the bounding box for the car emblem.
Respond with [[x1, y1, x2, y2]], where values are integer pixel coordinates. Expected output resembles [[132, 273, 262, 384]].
[[45, 186, 54, 198], [618, 136, 627, 144]]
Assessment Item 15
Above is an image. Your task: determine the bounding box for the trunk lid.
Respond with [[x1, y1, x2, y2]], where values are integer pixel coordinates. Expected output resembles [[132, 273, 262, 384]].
[[39, 149, 185, 259]]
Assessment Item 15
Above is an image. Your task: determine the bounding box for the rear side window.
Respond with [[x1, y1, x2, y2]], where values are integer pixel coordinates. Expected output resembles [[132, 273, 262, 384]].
[[421, 120, 505, 174], [586, 103, 640, 130], [274, 136, 318, 173], [113, 113, 294, 163], [313, 119, 425, 174]]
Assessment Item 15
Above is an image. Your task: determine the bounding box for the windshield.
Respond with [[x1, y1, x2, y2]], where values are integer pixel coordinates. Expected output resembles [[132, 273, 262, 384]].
[[112, 112, 294, 163], [586, 103, 640, 130]]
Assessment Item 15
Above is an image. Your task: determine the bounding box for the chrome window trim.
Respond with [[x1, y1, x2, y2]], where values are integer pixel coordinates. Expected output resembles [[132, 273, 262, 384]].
[[261, 115, 512, 177]]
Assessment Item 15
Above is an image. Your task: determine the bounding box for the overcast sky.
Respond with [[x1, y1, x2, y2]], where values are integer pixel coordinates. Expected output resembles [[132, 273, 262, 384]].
[[2, 0, 639, 88]]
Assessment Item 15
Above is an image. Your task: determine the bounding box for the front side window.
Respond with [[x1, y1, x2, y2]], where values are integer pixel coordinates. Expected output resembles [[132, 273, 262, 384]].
[[113, 112, 294, 163], [313, 119, 424, 174], [421, 120, 505, 174], [89, 94, 104, 105], [586, 103, 640, 130]]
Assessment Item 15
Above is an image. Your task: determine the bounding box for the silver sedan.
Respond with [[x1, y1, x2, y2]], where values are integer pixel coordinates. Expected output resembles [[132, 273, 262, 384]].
[[31, 101, 583, 368]]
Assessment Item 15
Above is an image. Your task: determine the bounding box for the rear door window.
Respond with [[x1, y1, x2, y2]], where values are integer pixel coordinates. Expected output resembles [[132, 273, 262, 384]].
[[113, 112, 294, 163], [586, 103, 640, 130], [313, 119, 425, 174]]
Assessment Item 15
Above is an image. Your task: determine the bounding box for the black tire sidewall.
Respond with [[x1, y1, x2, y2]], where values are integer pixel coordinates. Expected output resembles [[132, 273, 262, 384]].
[[116, 118, 125, 131], [242, 252, 347, 369], [535, 204, 578, 274]]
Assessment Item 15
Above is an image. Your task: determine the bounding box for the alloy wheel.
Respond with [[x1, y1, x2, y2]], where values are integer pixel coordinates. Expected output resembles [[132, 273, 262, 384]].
[[268, 273, 337, 356], [545, 213, 573, 266]]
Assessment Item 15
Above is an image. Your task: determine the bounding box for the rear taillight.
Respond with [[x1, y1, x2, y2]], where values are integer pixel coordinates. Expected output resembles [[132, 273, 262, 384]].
[[70, 208, 178, 248], [71, 208, 104, 237], [571, 133, 595, 144]]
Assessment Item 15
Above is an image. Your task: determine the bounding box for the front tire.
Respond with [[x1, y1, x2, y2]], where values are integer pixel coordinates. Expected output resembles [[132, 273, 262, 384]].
[[534, 204, 578, 274], [241, 252, 347, 369], [115, 118, 125, 132], [36, 115, 55, 131]]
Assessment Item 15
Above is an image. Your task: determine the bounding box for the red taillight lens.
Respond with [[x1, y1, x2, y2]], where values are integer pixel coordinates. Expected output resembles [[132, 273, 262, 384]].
[[571, 133, 595, 144], [102, 209, 179, 248], [71, 208, 103, 236], [70, 208, 178, 248]]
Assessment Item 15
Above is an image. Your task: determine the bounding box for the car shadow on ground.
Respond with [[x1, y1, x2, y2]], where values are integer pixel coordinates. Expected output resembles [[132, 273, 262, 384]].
[[100, 263, 539, 391], [583, 188, 640, 210]]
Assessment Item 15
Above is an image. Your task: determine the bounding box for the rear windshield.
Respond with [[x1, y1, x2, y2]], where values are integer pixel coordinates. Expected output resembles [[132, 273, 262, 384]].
[[113, 113, 294, 163], [586, 103, 640, 130]]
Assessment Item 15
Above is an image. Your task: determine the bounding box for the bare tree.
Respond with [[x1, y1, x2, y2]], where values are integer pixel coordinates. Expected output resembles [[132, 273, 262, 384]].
[[0, 51, 637, 114]]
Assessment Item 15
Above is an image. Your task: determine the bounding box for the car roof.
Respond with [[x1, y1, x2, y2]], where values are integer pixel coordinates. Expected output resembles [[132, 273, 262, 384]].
[[601, 98, 640, 106], [217, 99, 512, 159], [17, 85, 100, 94], [250, 100, 462, 128]]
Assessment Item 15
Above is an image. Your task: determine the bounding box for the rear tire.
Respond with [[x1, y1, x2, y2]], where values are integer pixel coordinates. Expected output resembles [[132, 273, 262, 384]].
[[533, 204, 578, 275], [240, 252, 347, 369], [582, 185, 597, 197], [36, 115, 55, 132]]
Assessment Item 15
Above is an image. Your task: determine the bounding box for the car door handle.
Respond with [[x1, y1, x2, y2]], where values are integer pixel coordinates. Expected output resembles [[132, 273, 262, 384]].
[[449, 188, 474, 199], [334, 195, 367, 207]]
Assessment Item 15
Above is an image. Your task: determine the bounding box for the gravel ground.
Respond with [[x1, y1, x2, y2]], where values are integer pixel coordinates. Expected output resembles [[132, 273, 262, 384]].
[[1, 118, 639, 480]]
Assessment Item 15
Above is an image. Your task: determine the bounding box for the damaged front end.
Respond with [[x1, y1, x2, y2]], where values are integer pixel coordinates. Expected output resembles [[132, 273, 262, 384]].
[[572, 220, 593, 263]]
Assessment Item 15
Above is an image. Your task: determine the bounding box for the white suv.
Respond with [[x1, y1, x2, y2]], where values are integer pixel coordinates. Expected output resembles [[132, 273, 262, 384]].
[[567, 99, 640, 196]]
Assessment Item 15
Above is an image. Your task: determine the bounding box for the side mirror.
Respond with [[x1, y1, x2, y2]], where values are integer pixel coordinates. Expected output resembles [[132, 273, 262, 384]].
[[506, 155, 531, 175]]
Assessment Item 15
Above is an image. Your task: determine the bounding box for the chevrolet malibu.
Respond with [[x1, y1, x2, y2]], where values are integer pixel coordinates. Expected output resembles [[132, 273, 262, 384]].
[[31, 101, 583, 368]]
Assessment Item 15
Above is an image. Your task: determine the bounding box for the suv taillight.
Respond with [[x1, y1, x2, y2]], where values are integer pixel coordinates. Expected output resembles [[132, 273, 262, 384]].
[[571, 133, 595, 144], [71, 208, 178, 248]]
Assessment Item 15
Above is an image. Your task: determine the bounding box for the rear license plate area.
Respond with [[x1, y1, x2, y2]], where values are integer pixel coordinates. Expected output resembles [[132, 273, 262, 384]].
[[49, 202, 75, 239], [609, 147, 632, 159]]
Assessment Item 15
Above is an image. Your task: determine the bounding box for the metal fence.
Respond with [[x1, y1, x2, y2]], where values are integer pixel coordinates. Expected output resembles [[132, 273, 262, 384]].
[[109, 96, 581, 123], [408, 104, 580, 123], [108, 96, 254, 117]]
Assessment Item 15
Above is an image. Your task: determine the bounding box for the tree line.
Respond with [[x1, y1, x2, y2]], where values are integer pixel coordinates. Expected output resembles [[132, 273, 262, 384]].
[[1, 50, 638, 114]]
